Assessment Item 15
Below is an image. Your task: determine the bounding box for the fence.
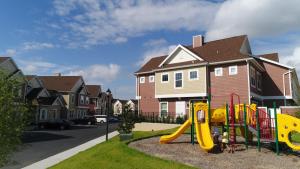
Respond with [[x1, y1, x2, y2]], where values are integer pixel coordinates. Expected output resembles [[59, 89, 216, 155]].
[[135, 111, 188, 124]]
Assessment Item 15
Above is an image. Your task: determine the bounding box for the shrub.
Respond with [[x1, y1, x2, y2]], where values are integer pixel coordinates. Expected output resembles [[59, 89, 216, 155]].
[[0, 71, 30, 167], [295, 112, 300, 119], [118, 105, 136, 134]]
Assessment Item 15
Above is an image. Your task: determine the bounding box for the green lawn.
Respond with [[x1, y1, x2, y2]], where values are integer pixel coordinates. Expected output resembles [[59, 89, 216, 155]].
[[291, 132, 300, 143], [50, 127, 196, 169]]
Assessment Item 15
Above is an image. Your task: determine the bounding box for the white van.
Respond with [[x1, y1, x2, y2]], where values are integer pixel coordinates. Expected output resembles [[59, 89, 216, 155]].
[[94, 115, 107, 123]]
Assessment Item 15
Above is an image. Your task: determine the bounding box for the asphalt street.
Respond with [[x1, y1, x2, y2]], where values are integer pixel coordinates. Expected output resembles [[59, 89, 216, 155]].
[[1, 123, 119, 169]]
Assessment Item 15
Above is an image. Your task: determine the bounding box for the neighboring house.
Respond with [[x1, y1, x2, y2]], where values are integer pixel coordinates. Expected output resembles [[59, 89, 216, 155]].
[[86, 85, 102, 115], [98, 89, 113, 115], [127, 99, 138, 112], [112, 99, 127, 115], [0, 57, 27, 100], [112, 99, 138, 115], [26, 75, 67, 123], [38, 74, 90, 120], [135, 35, 300, 117]]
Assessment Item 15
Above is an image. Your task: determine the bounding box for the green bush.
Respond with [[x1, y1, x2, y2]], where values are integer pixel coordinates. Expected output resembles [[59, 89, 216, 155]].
[[295, 112, 300, 119], [0, 71, 30, 167], [118, 105, 136, 134]]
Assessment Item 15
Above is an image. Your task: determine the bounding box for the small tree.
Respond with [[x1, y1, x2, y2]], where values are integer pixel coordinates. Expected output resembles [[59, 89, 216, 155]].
[[0, 71, 29, 167], [118, 105, 135, 134]]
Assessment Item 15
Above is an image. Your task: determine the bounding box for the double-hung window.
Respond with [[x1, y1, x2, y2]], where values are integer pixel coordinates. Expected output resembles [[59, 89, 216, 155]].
[[175, 72, 183, 88], [160, 102, 168, 117], [161, 73, 169, 83], [250, 66, 256, 87], [189, 70, 198, 80], [257, 71, 262, 91]]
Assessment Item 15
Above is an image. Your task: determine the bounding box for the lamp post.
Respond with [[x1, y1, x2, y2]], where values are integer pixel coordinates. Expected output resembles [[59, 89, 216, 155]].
[[105, 89, 112, 141]]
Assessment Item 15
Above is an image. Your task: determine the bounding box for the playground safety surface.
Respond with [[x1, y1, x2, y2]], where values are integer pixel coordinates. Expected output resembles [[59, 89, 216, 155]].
[[129, 134, 300, 169]]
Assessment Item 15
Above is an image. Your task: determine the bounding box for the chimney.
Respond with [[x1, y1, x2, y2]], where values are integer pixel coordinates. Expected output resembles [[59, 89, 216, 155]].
[[193, 35, 204, 48], [54, 73, 61, 76]]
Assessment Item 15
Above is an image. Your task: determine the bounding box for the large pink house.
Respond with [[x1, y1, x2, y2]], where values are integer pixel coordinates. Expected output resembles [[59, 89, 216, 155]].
[[135, 35, 300, 117]]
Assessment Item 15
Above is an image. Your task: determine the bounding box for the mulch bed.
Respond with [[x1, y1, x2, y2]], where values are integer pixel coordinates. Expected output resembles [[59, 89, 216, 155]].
[[129, 134, 300, 169]]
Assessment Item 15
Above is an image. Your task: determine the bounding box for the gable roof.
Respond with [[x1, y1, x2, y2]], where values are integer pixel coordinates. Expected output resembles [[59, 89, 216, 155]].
[[86, 85, 101, 97], [25, 75, 36, 81], [0, 57, 9, 63], [259, 53, 279, 62], [26, 88, 44, 100], [38, 76, 82, 92], [186, 35, 249, 62], [135, 35, 249, 74], [158, 45, 204, 67]]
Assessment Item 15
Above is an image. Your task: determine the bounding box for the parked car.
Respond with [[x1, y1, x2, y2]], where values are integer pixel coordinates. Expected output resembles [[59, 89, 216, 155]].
[[38, 119, 73, 130], [108, 117, 120, 123], [94, 115, 107, 123], [72, 116, 96, 125]]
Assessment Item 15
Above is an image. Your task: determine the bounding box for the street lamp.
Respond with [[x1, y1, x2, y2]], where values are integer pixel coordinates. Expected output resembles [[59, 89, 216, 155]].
[[105, 89, 111, 141]]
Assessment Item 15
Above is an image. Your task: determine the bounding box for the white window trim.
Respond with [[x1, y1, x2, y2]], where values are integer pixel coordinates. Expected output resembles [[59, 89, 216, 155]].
[[188, 69, 199, 80], [149, 75, 155, 83], [256, 71, 262, 91], [161, 73, 169, 83], [250, 66, 256, 88], [214, 67, 223, 76], [174, 71, 184, 89], [139, 76, 145, 83], [159, 102, 168, 117], [229, 65, 238, 75]]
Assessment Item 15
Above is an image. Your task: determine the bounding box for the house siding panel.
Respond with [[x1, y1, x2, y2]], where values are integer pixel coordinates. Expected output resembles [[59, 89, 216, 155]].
[[262, 62, 290, 96], [139, 74, 159, 113], [155, 66, 207, 96], [210, 62, 249, 108]]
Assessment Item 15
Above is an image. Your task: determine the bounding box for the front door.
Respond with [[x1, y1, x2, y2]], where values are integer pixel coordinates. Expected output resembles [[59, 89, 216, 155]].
[[176, 101, 186, 117]]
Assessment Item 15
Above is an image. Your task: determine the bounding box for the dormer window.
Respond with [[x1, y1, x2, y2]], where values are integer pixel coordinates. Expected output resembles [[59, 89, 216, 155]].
[[80, 95, 84, 104]]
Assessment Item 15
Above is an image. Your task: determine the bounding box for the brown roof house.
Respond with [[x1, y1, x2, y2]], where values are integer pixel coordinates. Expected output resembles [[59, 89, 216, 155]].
[[38, 74, 90, 120], [0, 57, 27, 101], [26, 75, 67, 123], [86, 85, 102, 115], [135, 35, 300, 118]]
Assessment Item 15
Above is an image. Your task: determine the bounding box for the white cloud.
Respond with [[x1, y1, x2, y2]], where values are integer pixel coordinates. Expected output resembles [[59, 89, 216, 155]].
[[51, 0, 220, 47], [5, 49, 17, 56], [137, 38, 176, 66], [281, 46, 300, 76], [17, 59, 58, 75], [68, 64, 121, 83], [22, 42, 55, 50], [206, 0, 300, 40]]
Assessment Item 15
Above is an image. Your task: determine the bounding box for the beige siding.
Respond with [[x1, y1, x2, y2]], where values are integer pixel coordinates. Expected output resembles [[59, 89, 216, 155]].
[[63, 94, 70, 108], [155, 66, 207, 96]]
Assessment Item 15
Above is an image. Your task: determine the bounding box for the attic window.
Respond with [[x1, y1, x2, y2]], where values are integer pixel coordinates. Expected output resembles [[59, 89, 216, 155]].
[[215, 67, 223, 76], [140, 77, 145, 83]]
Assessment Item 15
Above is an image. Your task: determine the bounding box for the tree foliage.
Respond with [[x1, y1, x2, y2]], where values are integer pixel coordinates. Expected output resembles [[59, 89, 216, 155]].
[[118, 105, 135, 134], [0, 70, 29, 167]]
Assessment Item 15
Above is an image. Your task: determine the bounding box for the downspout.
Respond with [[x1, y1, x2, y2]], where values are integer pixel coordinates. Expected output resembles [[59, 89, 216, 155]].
[[246, 60, 251, 104]]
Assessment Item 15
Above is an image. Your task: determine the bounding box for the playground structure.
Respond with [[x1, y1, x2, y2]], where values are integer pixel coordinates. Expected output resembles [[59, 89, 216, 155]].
[[160, 93, 300, 154]]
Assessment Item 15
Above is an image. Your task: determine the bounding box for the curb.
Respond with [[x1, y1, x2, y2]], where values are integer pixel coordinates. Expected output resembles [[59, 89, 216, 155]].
[[22, 131, 119, 169]]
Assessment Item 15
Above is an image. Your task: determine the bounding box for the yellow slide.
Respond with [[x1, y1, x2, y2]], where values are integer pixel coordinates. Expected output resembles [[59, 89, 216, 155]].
[[277, 114, 300, 150], [160, 102, 214, 151], [194, 109, 214, 151], [159, 118, 191, 144]]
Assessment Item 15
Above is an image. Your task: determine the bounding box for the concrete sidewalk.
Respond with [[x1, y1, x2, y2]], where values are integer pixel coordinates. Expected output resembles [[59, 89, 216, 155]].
[[133, 122, 180, 131], [22, 131, 119, 169]]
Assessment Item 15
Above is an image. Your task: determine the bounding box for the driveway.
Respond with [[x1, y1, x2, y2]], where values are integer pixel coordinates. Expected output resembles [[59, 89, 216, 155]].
[[1, 123, 119, 169]]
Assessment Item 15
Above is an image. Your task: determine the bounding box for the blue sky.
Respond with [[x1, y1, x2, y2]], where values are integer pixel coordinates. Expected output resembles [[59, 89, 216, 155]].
[[1, 0, 300, 99]]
